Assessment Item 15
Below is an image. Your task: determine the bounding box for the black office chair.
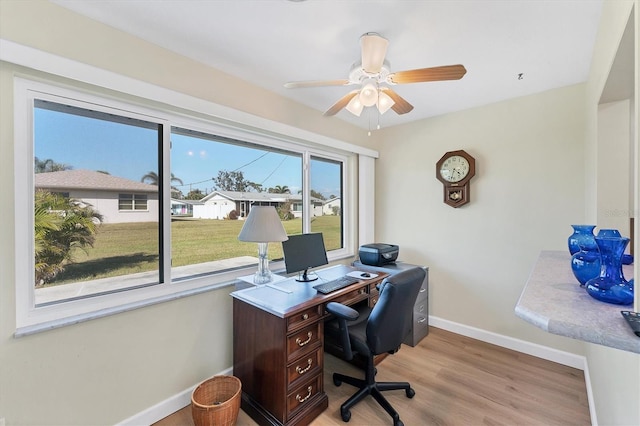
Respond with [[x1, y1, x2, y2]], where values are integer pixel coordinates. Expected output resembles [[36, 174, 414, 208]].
[[325, 267, 426, 426]]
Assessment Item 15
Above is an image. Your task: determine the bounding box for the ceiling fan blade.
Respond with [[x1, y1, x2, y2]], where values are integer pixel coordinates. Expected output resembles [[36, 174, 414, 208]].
[[284, 79, 350, 89], [387, 64, 467, 84], [361, 32, 388, 74], [324, 91, 359, 116], [380, 88, 414, 114]]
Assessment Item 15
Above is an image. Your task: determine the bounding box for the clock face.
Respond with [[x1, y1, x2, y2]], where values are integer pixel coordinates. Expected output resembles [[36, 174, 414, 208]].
[[439, 155, 470, 183]]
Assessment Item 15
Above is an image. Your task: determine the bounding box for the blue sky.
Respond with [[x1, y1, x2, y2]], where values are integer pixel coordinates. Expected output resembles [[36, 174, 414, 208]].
[[35, 107, 341, 198]]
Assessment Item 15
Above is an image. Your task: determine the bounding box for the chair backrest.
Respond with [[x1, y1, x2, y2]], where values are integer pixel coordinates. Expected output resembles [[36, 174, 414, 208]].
[[366, 267, 426, 355]]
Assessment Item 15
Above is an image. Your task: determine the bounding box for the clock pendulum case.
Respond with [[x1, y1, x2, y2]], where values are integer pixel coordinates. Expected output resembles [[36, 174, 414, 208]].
[[435, 150, 476, 208]]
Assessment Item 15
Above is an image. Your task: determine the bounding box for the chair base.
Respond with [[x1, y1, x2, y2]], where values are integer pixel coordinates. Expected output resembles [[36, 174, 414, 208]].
[[332, 370, 415, 426]]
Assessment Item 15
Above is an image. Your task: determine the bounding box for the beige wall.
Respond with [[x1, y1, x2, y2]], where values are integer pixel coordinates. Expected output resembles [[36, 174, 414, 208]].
[[0, 0, 638, 425], [597, 100, 632, 233]]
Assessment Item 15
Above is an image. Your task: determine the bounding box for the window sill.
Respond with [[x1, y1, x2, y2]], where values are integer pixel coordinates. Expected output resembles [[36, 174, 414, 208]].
[[15, 278, 236, 338]]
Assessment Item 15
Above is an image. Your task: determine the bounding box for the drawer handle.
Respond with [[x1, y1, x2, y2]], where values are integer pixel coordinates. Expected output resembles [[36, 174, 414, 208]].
[[302, 313, 309, 320], [296, 386, 313, 403], [296, 332, 313, 347], [420, 288, 426, 293], [418, 317, 426, 323], [296, 358, 313, 375]]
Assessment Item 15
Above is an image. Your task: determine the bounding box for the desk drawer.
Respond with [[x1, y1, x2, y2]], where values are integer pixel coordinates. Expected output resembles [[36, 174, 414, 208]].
[[287, 323, 321, 361], [286, 374, 322, 420], [287, 347, 322, 388], [330, 285, 368, 307], [287, 305, 322, 333], [369, 283, 380, 306]]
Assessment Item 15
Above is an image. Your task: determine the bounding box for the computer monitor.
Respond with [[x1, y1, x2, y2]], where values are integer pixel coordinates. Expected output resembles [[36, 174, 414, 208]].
[[282, 233, 329, 282]]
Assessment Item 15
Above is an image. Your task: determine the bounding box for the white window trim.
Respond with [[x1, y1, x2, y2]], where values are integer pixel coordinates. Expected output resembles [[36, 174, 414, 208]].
[[13, 74, 367, 336]]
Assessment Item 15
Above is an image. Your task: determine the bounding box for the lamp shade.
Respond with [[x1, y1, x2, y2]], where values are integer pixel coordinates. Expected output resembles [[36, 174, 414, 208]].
[[377, 90, 395, 114], [238, 206, 288, 243], [345, 95, 364, 116], [359, 83, 378, 107]]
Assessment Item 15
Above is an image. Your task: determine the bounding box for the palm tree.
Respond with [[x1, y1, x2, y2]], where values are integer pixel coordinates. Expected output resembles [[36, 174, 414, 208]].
[[270, 185, 290, 194], [34, 157, 71, 173], [34, 190, 103, 285], [141, 171, 184, 193]]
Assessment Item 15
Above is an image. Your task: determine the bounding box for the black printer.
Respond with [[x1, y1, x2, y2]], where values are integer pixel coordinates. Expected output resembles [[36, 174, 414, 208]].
[[358, 243, 399, 266]]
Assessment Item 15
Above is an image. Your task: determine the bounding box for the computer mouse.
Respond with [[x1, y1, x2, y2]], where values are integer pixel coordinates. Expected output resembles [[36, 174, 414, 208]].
[[360, 272, 371, 278]]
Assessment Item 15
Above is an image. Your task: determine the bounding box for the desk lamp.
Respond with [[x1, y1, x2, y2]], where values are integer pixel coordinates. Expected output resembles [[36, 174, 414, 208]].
[[238, 206, 288, 284]]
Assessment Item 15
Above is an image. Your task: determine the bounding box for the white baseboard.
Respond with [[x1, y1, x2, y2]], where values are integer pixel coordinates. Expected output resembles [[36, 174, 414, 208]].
[[582, 360, 599, 426], [429, 315, 586, 369], [116, 366, 233, 426], [120, 319, 598, 426]]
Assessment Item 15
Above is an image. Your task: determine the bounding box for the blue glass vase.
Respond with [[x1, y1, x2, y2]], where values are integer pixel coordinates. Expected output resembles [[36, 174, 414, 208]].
[[571, 246, 601, 286], [568, 225, 596, 255], [585, 237, 634, 305]]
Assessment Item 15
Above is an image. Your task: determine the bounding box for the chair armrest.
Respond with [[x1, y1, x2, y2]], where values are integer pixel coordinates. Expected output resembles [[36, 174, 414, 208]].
[[326, 302, 359, 320], [326, 302, 358, 361]]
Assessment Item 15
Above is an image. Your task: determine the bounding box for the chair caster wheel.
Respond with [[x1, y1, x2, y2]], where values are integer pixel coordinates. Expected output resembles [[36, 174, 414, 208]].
[[406, 387, 415, 398], [340, 408, 351, 422], [333, 376, 342, 387], [394, 419, 404, 426]]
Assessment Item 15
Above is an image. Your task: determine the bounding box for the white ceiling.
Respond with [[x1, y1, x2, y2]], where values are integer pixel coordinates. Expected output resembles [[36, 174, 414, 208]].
[[52, 0, 604, 130]]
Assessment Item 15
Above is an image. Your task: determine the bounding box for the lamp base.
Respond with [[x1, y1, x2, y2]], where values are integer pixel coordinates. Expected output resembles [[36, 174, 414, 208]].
[[254, 242, 273, 284], [253, 270, 272, 284]]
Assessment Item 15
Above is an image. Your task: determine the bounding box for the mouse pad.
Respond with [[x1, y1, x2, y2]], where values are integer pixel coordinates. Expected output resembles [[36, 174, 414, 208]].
[[347, 271, 378, 279]]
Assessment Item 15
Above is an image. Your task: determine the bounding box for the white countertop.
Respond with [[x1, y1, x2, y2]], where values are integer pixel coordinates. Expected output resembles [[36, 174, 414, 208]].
[[515, 250, 639, 354]]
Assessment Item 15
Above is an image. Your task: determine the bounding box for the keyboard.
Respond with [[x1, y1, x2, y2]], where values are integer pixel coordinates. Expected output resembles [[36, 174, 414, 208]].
[[313, 276, 360, 294]]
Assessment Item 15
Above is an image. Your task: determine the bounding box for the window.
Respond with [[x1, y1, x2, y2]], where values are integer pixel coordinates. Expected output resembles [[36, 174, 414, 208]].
[[15, 78, 354, 333], [119, 194, 149, 211], [169, 127, 303, 276], [310, 156, 344, 251]]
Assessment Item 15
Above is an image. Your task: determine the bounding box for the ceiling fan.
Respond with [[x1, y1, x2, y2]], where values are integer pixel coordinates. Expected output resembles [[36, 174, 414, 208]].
[[284, 32, 467, 119]]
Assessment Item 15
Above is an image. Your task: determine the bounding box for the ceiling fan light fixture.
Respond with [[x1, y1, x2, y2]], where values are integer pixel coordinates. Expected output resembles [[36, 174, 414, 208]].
[[359, 83, 378, 107], [377, 90, 395, 114], [345, 95, 364, 116]]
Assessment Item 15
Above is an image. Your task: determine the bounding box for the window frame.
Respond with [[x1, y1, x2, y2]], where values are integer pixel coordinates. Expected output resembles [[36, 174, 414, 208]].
[[14, 77, 356, 335]]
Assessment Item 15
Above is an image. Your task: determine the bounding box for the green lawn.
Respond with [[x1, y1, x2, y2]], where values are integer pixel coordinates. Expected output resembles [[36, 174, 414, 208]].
[[47, 215, 342, 285]]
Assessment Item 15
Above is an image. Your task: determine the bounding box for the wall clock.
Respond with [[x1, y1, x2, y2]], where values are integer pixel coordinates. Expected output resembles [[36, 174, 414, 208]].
[[435, 150, 476, 208]]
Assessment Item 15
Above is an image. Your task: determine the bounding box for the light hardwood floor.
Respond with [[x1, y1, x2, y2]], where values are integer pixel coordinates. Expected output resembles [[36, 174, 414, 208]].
[[154, 327, 590, 425]]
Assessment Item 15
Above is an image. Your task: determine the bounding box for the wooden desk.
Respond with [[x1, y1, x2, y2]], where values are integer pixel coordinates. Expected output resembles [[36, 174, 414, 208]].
[[231, 265, 388, 426]]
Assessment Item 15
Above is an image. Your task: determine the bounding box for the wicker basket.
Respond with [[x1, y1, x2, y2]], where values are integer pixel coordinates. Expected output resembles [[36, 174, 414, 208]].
[[191, 375, 242, 426]]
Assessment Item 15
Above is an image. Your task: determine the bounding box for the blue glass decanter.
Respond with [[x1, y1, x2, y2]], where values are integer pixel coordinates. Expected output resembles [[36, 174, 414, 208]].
[[597, 229, 621, 238], [597, 228, 633, 264], [585, 236, 634, 305]]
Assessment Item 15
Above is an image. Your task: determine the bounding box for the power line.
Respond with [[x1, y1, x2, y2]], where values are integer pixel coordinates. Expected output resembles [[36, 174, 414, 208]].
[[260, 156, 288, 185], [232, 152, 270, 172]]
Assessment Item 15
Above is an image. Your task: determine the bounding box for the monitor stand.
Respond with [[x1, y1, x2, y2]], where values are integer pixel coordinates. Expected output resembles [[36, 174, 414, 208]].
[[296, 268, 318, 282]]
